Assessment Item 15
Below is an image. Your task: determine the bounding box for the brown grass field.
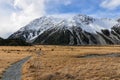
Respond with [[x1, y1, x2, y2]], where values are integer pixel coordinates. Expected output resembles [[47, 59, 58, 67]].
[[20, 45, 120, 80], [1, 45, 120, 80]]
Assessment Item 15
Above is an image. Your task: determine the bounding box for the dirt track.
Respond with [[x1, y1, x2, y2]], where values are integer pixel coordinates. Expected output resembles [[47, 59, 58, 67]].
[[1, 56, 31, 80]]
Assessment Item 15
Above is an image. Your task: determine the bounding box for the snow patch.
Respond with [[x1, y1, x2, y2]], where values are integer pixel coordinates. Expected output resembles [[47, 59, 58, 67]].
[[13, 14, 119, 41]]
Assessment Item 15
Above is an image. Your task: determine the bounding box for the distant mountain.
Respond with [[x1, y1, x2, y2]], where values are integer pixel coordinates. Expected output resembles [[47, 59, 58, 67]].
[[9, 14, 120, 45]]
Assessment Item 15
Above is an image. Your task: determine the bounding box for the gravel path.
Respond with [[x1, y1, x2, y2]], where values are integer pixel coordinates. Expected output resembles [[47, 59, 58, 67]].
[[77, 53, 120, 58], [1, 56, 31, 80]]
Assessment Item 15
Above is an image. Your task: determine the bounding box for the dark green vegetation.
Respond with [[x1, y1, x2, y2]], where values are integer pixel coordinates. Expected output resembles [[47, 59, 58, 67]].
[[0, 38, 31, 46]]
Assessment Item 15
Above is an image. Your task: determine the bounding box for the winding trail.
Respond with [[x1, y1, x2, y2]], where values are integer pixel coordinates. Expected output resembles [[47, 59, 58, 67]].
[[76, 53, 120, 58], [1, 56, 31, 80]]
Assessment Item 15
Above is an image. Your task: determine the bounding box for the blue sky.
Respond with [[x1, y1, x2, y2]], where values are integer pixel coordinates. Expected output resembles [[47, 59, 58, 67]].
[[45, 0, 120, 18], [46, 0, 101, 15], [0, 0, 120, 38]]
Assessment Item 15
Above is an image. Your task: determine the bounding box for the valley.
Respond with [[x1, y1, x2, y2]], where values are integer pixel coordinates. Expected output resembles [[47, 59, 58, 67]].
[[0, 45, 120, 80], [1, 0, 120, 80]]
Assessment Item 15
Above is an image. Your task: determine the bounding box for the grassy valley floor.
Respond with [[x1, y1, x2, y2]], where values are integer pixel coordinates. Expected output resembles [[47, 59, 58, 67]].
[[22, 45, 120, 80]]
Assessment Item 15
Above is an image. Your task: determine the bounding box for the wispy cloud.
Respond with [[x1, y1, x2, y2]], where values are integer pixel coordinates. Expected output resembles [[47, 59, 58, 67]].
[[11, 0, 46, 30], [0, 0, 46, 38], [100, 0, 120, 10]]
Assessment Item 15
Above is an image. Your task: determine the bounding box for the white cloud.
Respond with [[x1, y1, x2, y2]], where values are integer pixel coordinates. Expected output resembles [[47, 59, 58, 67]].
[[46, 0, 72, 6], [62, 0, 72, 6], [0, 0, 46, 38], [11, 0, 46, 30], [101, 0, 120, 10]]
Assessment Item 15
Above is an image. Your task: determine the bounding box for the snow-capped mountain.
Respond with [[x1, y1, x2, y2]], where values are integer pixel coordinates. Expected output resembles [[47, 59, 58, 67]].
[[9, 14, 120, 45]]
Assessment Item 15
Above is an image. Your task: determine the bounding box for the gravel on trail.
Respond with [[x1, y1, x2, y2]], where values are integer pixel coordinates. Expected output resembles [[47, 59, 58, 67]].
[[1, 56, 31, 80]]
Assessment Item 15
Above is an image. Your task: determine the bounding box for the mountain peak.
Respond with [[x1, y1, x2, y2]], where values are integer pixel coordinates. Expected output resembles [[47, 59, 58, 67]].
[[117, 18, 120, 22], [75, 14, 93, 18], [9, 14, 120, 45]]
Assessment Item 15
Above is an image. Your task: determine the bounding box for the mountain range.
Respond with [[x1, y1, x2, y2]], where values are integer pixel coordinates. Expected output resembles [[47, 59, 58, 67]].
[[8, 14, 120, 45]]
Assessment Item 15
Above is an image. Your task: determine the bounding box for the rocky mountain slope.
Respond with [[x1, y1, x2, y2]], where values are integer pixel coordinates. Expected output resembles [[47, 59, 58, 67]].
[[0, 37, 3, 40], [9, 14, 120, 45]]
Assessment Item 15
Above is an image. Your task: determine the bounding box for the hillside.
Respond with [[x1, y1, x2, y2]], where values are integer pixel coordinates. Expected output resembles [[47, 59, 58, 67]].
[[0, 39, 31, 46], [9, 14, 120, 45]]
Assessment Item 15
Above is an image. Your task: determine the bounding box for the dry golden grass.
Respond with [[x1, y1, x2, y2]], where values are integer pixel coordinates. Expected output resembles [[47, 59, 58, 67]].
[[1, 45, 120, 80], [22, 45, 120, 80], [0, 46, 34, 79]]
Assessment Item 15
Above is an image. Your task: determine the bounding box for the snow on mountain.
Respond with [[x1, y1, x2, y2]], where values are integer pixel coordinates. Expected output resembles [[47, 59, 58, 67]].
[[9, 14, 120, 45]]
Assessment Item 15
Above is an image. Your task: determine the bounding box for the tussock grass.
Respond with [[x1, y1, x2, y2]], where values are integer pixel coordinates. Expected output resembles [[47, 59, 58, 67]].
[[22, 45, 120, 80]]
